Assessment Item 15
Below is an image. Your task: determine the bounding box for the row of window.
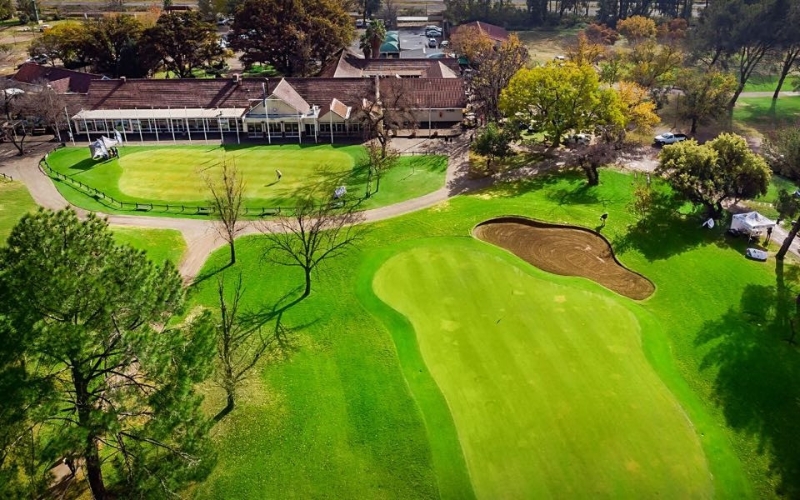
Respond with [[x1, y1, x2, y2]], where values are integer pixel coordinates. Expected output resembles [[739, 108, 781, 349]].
[[74, 118, 242, 134]]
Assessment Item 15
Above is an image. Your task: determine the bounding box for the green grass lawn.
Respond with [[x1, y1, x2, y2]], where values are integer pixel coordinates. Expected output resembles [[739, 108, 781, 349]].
[[742, 74, 783, 93], [0, 180, 36, 244], [734, 96, 800, 128], [372, 239, 711, 497], [186, 168, 800, 498], [111, 227, 186, 265], [45, 144, 447, 216]]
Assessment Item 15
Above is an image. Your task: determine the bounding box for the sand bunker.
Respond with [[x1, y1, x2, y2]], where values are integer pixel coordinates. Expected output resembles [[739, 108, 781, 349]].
[[473, 217, 655, 300]]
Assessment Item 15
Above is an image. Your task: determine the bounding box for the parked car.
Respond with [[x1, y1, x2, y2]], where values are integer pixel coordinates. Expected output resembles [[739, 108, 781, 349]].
[[425, 28, 443, 37], [440, 40, 450, 48], [654, 132, 688, 146], [356, 19, 365, 28], [428, 38, 437, 48]]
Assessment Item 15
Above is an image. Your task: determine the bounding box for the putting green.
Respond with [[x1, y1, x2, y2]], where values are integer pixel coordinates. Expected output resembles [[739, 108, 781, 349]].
[[372, 239, 712, 498], [116, 146, 354, 202]]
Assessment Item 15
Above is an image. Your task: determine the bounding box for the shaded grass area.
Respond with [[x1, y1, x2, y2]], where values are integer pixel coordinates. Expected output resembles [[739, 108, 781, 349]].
[[734, 96, 800, 129], [371, 239, 711, 498], [0, 180, 36, 243], [45, 145, 446, 216], [111, 227, 186, 266]]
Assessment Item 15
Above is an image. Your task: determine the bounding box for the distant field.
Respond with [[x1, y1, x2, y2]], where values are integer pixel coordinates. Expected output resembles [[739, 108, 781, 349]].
[[734, 96, 800, 129]]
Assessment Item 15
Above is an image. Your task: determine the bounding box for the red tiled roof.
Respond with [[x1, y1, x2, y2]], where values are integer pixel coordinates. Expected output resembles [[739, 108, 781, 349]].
[[320, 50, 461, 78], [271, 78, 310, 114], [453, 21, 509, 43], [381, 78, 466, 109], [11, 63, 102, 93], [66, 76, 465, 114]]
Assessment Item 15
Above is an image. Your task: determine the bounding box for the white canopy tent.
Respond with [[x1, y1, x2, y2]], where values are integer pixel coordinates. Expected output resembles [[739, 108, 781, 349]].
[[89, 135, 119, 160], [731, 211, 776, 237]]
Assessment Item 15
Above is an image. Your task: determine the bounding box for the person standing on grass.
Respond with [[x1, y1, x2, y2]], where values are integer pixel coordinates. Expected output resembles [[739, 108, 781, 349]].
[[276, 169, 282, 182]]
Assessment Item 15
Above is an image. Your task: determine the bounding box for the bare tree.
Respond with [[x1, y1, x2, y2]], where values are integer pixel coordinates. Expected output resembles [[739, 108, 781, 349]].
[[354, 77, 416, 158], [206, 158, 246, 265], [0, 82, 35, 156], [259, 195, 365, 298], [364, 139, 399, 197], [214, 273, 289, 420]]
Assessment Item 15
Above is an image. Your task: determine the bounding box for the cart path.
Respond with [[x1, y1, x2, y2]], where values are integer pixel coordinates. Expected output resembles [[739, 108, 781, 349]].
[[1, 138, 475, 282]]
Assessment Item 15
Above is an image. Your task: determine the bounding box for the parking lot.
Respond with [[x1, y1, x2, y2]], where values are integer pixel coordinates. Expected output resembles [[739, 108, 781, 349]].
[[349, 28, 448, 59]]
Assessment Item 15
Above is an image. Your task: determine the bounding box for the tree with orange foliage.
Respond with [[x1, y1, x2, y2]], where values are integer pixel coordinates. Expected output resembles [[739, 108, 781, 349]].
[[615, 81, 659, 135], [617, 15, 657, 44], [566, 32, 606, 66], [452, 28, 528, 121], [583, 23, 619, 45]]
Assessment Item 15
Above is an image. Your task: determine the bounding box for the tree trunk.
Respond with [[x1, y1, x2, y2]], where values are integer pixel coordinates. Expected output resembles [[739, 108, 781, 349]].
[[729, 81, 745, 109], [214, 390, 235, 421], [773, 50, 799, 101], [303, 268, 312, 297], [229, 240, 236, 265], [84, 439, 107, 500], [690, 116, 698, 135], [375, 173, 381, 193], [73, 365, 106, 499], [777, 216, 800, 260]]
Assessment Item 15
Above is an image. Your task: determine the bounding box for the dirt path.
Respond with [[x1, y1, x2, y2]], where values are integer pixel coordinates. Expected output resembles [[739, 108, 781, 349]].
[[3, 137, 470, 283]]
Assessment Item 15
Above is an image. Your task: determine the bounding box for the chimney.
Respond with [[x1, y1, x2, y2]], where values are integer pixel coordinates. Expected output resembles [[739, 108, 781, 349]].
[[233, 73, 241, 84], [120, 76, 126, 84]]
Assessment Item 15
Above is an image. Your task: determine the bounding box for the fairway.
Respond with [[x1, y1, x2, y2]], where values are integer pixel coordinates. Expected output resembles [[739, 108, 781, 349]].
[[46, 144, 447, 213], [372, 240, 712, 498]]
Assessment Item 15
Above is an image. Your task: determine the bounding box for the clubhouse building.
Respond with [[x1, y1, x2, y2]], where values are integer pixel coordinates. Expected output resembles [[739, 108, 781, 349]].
[[10, 60, 467, 145]]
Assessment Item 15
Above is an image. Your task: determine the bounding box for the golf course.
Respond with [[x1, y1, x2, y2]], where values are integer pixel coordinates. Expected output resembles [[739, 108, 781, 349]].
[[181, 169, 798, 499], [45, 144, 447, 213], [5, 161, 800, 498]]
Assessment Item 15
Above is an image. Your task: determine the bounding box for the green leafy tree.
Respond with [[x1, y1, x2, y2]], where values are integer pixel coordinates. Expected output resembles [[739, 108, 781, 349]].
[[0, 209, 216, 499], [83, 15, 156, 77], [28, 22, 89, 67], [656, 133, 771, 217], [675, 68, 737, 134], [230, 0, 354, 76], [0, 0, 13, 20], [16, 0, 37, 23], [499, 62, 626, 146], [363, 0, 381, 18], [472, 122, 513, 172], [143, 11, 223, 78], [764, 126, 800, 180], [773, 188, 800, 226], [693, 0, 782, 107], [359, 19, 385, 59]]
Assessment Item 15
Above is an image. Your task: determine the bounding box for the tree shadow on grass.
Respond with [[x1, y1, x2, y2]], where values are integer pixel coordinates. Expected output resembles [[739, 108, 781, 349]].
[[613, 192, 717, 261], [695, 262, 800, 497], [66, 158, 99, 172]]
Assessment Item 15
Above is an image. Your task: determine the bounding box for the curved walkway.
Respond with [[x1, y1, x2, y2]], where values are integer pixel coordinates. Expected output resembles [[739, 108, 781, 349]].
[[1, 138, 476, 282]]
